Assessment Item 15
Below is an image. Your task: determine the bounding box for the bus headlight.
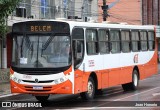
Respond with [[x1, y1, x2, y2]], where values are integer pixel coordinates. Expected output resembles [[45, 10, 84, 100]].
[[11, 75, 22, 84], [54, 79, 59, 84], [18, 79, 22, 83], [60, 78, 64, 82], [13, 77, 18, 82], [54, 74, 70, 84]]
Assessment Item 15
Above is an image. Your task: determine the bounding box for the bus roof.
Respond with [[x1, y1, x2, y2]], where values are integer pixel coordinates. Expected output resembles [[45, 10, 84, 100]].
[[65, 21, 155, 30], [14, 19, 155, 31]]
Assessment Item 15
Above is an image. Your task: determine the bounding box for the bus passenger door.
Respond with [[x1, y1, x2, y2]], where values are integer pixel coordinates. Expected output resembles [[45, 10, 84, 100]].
[[72, 28, 85, 93]]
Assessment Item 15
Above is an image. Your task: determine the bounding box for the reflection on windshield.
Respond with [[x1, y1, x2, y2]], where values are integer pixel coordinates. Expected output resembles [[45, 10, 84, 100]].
[[12, 35, 71, 68]]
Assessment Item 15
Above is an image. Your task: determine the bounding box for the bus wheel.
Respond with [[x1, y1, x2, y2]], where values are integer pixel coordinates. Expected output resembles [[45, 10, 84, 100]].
[[35, 95, 49, 102], [95, 89, 103, 95], [80, 77, 95, 100], [122, 70, 139, 91], [122, 83, 130, 91], [130, 70, 139, 90]]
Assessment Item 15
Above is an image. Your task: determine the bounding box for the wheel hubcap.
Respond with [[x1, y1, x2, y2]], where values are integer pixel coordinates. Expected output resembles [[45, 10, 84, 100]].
[[88, 81, 93, 97], [134, 74, 138, 86]]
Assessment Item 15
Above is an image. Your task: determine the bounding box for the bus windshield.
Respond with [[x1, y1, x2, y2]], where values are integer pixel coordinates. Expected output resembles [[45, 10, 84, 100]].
[[12, 35, 71, 68]]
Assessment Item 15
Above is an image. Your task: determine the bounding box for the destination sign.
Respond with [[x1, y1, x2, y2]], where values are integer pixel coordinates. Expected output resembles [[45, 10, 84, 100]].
[[30, 26, 52, 32], [12, 21, 70, 34]]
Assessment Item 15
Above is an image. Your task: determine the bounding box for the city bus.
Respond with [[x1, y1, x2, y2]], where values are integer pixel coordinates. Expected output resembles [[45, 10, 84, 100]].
[[10, 20, 158, 101]]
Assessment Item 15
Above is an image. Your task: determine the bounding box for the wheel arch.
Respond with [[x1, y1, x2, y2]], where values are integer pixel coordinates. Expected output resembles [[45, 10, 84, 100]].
[[89, 72, 98, 90]]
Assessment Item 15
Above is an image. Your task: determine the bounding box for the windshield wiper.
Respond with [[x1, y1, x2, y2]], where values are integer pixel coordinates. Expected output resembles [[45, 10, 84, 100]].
[[25, 37, 32, 50], [20, 37, 25, 57], [41, 35, 55, 57], [42, 34, 55, 51]]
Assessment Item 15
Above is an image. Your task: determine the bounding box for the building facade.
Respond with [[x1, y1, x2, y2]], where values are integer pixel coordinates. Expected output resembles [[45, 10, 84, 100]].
[[141, 0, 160, 58], [9, 0, 98, 21], [142, 0, 160, 25], [98, 0, 160, 25], [98, 0, 141, 25], [0, 0, 98, 68], [98, 0, 160, 60]]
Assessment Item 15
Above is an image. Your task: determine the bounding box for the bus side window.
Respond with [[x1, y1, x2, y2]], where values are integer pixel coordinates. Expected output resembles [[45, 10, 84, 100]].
[[140, 31, 148, 51], [73, 40, 83, 60], [86, 29, 98, 55], [131, 31, 140, 52], [72, 28, 84, 69], [98, 29, 110, 54], [148, 31, 155, 50], [121, 31, 130, 53], [110, 30, 120, 53]]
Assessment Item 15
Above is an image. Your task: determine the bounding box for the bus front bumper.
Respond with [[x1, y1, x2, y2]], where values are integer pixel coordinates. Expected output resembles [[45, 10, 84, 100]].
[[10, 80, 73, 95]]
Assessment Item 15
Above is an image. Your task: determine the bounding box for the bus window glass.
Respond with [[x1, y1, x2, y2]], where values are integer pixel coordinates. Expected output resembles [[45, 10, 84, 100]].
[[72, 28, 84, 40], [121, 31, 130, 53], [98, 30, 109, 54], [12, 35, 71, 68], [148, 32, 155, 50], [110, 30, 120, 53], [72, 28, 84, 69], [86, 29, 98, 55], [140, 31, 148, 51], [131, 31, 139, 51]]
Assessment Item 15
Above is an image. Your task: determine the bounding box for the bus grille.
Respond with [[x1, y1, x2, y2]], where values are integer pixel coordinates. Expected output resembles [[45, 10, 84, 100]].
[[22, 80, 54, 83], [24, 86, 52, 92]]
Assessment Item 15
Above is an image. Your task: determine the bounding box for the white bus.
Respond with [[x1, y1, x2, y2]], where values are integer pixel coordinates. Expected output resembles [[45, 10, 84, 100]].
[[10, 20, 158, 101]]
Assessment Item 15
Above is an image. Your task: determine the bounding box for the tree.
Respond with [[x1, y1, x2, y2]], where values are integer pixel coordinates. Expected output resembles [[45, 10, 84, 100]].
[[0, 0, 21, 68], [0, 0, 21, 37]]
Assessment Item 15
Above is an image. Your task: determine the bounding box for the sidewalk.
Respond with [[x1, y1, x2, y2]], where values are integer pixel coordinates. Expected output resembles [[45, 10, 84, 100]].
[[0, 82, 11, 96], [0, 69, 10, 83], [0, 69, 11, 96]]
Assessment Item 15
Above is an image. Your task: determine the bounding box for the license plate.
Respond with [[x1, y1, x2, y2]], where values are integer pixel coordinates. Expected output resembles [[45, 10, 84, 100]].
[[33, 86, 43, 90]]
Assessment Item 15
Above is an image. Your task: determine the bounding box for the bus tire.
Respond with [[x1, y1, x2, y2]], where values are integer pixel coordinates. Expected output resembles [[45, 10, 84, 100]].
[[122, 70, 139, 91], [80, 77, 95, 100], [95, 89, 103, 95], [35, 95, 49, 102], [129, 70, 139, 90], [122, 83, 130, 91]]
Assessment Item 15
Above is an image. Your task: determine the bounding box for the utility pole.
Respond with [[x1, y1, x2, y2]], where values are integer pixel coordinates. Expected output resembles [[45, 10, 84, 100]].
[[101, 0, 120, 21], [102, 0, 108, 21]]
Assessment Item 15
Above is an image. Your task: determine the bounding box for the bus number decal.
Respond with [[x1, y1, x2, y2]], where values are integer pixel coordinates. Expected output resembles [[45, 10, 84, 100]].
[[134, 54, 138, 63], [88, 60, 95, 67]]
